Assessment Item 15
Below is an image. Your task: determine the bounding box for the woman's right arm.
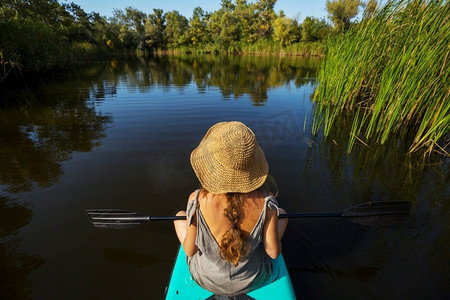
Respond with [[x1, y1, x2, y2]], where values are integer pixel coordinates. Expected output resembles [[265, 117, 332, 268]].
[[262, 207, 282, 259], [183, 193, 199, 257]]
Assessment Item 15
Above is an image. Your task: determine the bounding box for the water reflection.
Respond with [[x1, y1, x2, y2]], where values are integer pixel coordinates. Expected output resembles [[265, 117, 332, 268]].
[[0, 103, 111, 193], [1, 67, 113, 297], [0, 196, 46, 299], [286, 109, 450, 299], [83, 55, 320, 105], [306, 110, 449, 206]]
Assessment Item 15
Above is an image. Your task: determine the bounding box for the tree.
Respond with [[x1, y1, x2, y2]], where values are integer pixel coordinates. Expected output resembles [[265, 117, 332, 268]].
[[164, 11, 189, 47], [111, 7, 146, 49], [207, 10, 223, 43], [272, 11, 300, 46], [189, 7, 208, 45], [220, 0, 235, 12], [62, 3, 95, 42], [325, 0, 361, 32], [234, 0, 257, 43], [254, 0, 276, 39], [301, 16, 330, 42], [219, 11, 241, 49], [145, 9, 166, 50]]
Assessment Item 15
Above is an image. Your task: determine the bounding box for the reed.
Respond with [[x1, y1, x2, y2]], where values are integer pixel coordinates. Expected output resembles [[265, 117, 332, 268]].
[[240, 40, 326, 56], [312, 0, 449, 157]]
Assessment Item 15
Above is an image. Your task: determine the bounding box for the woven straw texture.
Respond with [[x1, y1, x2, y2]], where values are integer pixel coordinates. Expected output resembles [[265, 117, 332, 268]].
[[190, 121, 268, 194]]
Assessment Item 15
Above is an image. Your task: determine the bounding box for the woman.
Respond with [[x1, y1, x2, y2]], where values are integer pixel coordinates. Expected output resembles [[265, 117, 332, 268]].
[[174, 121, 288, 297]]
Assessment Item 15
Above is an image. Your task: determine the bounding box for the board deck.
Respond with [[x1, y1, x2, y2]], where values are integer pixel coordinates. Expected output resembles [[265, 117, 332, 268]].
[[165, 246, 296, 299]]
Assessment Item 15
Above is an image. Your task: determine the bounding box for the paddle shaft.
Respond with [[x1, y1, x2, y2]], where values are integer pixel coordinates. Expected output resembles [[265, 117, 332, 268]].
[[92, 212, 343, 222], [87, 201, 411, 228]]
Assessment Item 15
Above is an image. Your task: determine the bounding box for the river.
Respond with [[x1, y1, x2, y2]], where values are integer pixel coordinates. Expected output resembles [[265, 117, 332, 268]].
[[0, 55, 448, 299]]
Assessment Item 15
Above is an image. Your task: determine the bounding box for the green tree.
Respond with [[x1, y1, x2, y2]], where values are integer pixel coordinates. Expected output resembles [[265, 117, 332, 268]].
[[17, 0, 62, 25], [189, 7, 208, 45], [234, 0, 257, 43], [145, 9, 166, 50], [0, 0, 88, 76], [219, 11, 241, 50], [325, 0, 360, 32], [254, 0, 276, 39], [90, 13, 117, 49], [301, 16, 330, 42], [207, 10, 223, 44], [220, 0, 236, 12], [62, 3, 95, 43], [206, 1, 232, 47], [272, 11, 299, 46], [206, 0, 243, 49], [164, 11, 189, 47], [111, 7, 146, 49]]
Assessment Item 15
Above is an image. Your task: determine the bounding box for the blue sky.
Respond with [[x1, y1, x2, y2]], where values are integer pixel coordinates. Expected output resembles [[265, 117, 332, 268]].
[[63, 0, 329, 22]]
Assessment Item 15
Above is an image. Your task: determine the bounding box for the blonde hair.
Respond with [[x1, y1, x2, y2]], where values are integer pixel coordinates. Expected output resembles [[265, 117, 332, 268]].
[[217, 174, 278, 265], [220, 192, 248, 265]]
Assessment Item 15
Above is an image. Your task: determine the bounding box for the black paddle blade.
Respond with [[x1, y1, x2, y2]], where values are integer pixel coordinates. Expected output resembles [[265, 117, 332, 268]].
[[86, 209, 150, 229], [342, 201, 411, 226]]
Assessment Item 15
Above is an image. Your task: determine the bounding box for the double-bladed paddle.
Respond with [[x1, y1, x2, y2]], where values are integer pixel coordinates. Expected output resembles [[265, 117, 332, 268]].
[[86, 201, 411, 229]]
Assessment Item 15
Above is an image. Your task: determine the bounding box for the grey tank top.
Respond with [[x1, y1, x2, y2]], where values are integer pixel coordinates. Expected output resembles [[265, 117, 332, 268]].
[[186, 189, 280, 296]]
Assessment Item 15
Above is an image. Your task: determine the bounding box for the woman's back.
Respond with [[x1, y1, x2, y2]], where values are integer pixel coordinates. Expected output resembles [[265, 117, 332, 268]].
[[197, 190, 265, 243], [185, 189, 279, 296]]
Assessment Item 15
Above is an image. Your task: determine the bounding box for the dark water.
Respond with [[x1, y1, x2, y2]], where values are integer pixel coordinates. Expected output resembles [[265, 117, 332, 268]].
[[0, 55, 448, 300]]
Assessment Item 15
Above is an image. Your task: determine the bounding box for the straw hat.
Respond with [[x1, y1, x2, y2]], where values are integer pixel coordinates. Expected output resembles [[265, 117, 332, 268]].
[[190, 121, 268, 194]]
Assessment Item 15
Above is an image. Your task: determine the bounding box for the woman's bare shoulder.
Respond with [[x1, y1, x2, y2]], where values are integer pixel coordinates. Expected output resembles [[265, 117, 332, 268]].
[[187, 190, 200, 203]]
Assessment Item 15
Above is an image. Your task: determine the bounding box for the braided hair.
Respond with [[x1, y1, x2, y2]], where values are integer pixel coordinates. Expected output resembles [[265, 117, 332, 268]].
[[219, 192, 248, 265]]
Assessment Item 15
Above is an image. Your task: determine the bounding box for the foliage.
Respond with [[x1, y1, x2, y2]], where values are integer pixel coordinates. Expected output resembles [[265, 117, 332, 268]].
[[111, 7, 146, 49], [272, 11, 300, 46], [164, 11, 190, 48], [325, 0, 362, 32], [0, 0, 112, 78], [313, 0, 450, 157], [145, 9, 166, 50], [301, 17, 331, 42], [254, 0, 277, 39], [189, 7, 208, 45], [0, 0, 335, 81]]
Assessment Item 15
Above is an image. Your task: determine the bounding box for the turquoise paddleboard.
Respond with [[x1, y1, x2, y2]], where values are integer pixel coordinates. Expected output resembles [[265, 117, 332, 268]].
[[165, 246, 296, 299]]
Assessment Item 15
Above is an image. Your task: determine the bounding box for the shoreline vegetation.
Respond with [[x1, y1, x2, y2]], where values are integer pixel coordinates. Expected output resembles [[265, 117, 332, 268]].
[[154, 41, 326, 57], [0, 0, 333, 81], [312, 0, 449, 158]]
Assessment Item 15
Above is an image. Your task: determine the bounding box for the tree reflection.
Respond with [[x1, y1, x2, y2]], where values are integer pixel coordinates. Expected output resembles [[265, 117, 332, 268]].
[[1, 67, 112, 297], [90, 54, 320, 105], [0, 196, 46, 298], [0, 102, 111, 193]]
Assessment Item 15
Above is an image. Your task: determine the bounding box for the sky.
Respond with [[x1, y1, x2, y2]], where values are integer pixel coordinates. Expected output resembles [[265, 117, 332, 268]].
[[62, 0, 330, 22]]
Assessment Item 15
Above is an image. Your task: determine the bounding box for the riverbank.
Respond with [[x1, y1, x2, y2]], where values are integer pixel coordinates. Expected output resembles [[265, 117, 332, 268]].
[[1, 40, 325, 85], [0, 1, 329, 85]]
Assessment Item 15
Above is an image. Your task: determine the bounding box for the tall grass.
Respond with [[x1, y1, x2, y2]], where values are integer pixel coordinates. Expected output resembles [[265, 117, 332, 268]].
[[164, 40, 326, 56], [312, 0, 449, 157], [240, 40, 326, 56]]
